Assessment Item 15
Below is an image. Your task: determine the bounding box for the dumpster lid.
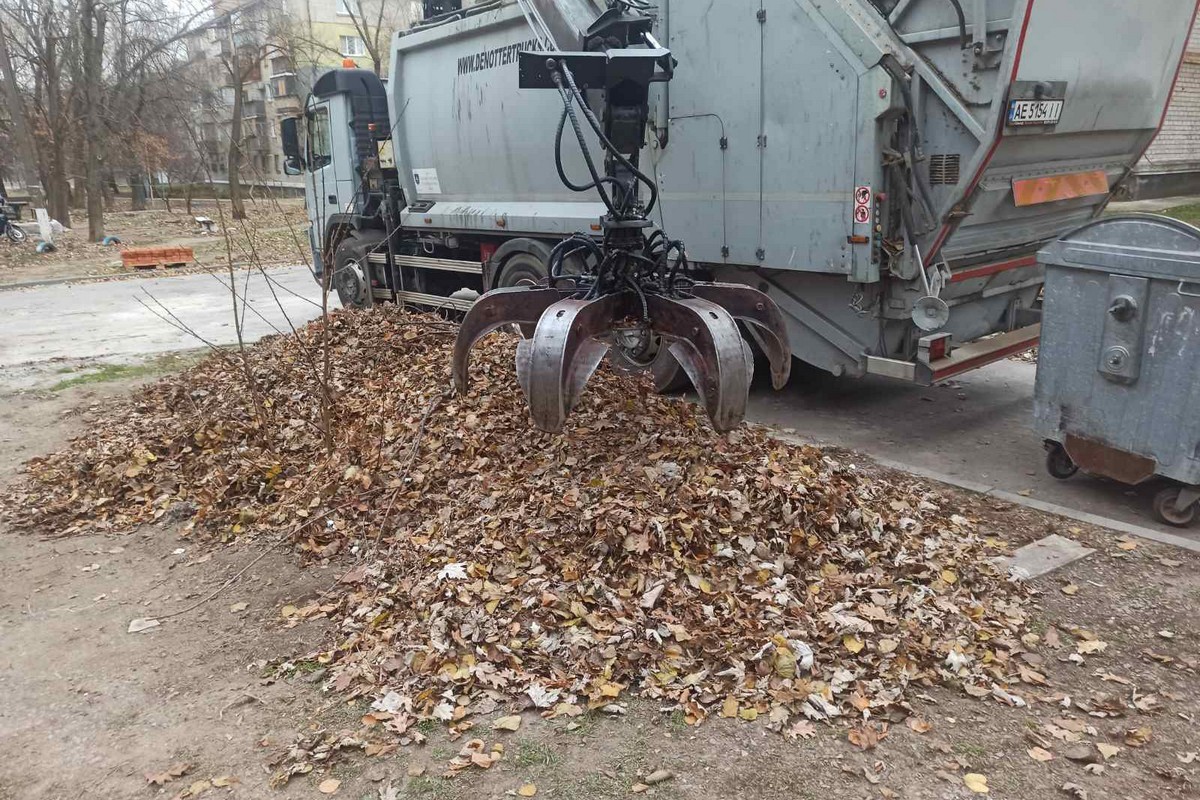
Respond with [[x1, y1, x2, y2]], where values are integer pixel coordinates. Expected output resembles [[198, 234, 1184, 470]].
[[1038, 214, 1200, 282]]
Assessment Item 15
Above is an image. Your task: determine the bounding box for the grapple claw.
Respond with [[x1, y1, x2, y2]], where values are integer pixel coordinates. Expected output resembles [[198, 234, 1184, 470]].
[[525, 293, 623, 432], [647, 295, 753, 432], [686, 282, 793, 390], [452, 286, 569, 394]]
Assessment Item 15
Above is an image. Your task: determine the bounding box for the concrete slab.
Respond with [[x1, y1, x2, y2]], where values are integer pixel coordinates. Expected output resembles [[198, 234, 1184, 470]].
[[1000, 534, 1095, 580], [747, 358, 1200, 546], [0, 264, 330, 392]]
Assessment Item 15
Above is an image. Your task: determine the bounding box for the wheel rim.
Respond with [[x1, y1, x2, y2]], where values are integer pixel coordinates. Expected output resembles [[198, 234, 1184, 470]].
[[335, 257, 367, 306], [1156, 489, 1196, 526]]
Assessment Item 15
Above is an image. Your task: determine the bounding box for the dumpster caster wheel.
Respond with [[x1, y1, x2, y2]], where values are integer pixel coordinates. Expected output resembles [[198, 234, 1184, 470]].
[[1045, 444, 1078, 480], [1153, 487, 1197, 528]]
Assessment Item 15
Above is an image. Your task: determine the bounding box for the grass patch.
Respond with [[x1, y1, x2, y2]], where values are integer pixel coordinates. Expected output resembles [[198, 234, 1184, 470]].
[[403, 776, 452, 799], [50, 352, 201, 391], [1159, 203, 1200, 227], [512, 739, 560, 769]]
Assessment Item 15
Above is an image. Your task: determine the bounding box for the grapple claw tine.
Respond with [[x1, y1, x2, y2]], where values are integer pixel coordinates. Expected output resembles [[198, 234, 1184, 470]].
[[452, 287, 569, 394], [647, 294, 751, 432], [685, 282, 792, 390], [526, 293, 625, 433]]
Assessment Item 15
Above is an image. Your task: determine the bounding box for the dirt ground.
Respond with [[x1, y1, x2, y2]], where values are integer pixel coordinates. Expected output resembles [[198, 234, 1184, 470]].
[[0, 198, 309, 287], [2, 371, 1198, 800]]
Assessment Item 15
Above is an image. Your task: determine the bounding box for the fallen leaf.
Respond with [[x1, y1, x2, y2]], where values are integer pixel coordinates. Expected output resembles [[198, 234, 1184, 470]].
[[644, 769, 673, 785], [1096, 743, 1120, 761], [406, 765, 426, 777], [1061, 584, 1079, 596], [319, 778, 341, 794], [1117, 540, 1138, 551], [848, 722, 888, 751], [1178, 752, 1198, 764], [492, 715, 522, 732], [963, 773, 989, 794], [1124, 727, 1152, 747], [843, 635, 865, 654], [1028, 747, 1054, 762], [906, 716, 933, 734], [229, 602, 248, 613], [128, 617, 160, 634], [1061, 782, 1088, 800], [1076, 640, 1107, 655], [145, 762, 191, 786], [631, 783, 650, 794], [787, 720, 816, 740], [518, 784, 538, 797]]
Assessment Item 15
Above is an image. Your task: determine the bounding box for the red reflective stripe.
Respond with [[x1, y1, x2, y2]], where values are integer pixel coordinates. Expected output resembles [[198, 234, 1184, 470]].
[[930, 332, 1041, 382], [949, 254, 1038, 283]]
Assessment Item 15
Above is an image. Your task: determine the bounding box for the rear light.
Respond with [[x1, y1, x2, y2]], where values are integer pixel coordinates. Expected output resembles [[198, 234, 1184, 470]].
[[927, 335, 949, 361]]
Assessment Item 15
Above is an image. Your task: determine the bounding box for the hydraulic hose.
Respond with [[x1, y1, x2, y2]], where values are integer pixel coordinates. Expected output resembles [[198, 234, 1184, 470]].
[[558, 62, 660, 218]]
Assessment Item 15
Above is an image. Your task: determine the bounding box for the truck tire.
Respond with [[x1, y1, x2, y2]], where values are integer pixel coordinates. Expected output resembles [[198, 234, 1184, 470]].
[[609, 335, 692, 393], [496, 251, 548, 287], [331, 233, 379, 310]]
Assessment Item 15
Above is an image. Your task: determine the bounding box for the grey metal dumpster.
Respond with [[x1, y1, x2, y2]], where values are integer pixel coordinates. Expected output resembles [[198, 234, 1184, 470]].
[[1034, 214, 1200, 528]]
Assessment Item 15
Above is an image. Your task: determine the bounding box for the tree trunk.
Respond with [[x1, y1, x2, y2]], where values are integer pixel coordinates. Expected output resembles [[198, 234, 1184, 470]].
[[129, 171, 148, 210], [227, 42, 248, 221], [82, 4, 108, 240], [44, 31, 72, 228], [0, 21, 42, 208]]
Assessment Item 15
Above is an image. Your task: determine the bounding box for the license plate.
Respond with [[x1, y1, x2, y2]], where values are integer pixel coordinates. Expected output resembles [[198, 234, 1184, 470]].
[[1008, 99, 1064, 126]]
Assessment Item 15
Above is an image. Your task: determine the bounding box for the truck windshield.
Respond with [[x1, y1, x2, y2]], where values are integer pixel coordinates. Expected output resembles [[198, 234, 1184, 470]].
[[309, 106, 332, 170]]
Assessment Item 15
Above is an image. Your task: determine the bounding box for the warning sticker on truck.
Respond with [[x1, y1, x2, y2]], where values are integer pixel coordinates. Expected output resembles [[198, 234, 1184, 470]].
[[413, 168, 442, 195], [853, 186, 872, 226]]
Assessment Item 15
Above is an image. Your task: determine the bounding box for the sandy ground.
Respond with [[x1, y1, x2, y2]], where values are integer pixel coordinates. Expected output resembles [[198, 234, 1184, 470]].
[[0, 199, 310, 288], [2, 373, 1199, 800]]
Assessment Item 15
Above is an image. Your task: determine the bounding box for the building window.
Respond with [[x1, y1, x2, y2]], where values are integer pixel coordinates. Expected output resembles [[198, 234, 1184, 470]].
[[340, 35, 365, 56], [336, 0, 360, 15]]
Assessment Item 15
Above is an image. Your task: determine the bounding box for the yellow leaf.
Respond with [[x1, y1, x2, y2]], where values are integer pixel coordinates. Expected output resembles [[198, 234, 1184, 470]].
[[492, 715, 522, 732], [318, 778, 341, 794], [1117, 540, 1138, 551], [941, 569, 958, 585], [280, 604, 298, 618], [518, 784, 538, 797], [1061, 584, 1079, 596], [843, 635, 864, 654], [485, 599, 499, 614], [739, 707, 758, 721], [720, 697, 738, 718], [1027, 747, 1053, 762], [963, 773, 989, 794], [1097, 743, 1121, 760]]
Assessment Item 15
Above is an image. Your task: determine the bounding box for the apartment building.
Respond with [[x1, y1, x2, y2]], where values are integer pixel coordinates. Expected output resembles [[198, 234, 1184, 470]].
[[184, 0, 419, 188]]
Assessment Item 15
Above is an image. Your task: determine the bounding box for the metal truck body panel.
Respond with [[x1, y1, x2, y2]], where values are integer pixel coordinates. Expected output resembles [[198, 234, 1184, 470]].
[[293, 0, 1198, 385]]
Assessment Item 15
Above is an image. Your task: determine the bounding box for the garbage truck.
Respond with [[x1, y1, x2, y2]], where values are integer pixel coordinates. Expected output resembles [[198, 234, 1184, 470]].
[[281, 0, 1200, 416]]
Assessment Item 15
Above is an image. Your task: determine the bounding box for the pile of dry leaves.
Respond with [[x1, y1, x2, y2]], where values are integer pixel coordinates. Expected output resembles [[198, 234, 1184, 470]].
[[3, 307, 1034, 738]]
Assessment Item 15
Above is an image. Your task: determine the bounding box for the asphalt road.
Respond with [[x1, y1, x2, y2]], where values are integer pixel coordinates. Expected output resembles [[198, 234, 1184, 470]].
[[0, 264, 1193, 544], [0, 266, 330, 390]]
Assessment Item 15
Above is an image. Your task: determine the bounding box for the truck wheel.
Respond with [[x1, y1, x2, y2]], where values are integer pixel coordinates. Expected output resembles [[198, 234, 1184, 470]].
[[496, 251, 547, 287], [331, 234, 375, 309], [1152, 486, 1197, 528], [608, 333, 692, 393], [1045, 443, 1078, 480]]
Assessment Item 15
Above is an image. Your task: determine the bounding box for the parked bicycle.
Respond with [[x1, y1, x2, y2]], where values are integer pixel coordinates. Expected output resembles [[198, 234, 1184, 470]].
[[0, 198, 27, 243]]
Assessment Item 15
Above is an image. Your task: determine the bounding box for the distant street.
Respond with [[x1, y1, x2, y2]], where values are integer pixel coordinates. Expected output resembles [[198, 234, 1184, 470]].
[[0, 265, 329, 391]]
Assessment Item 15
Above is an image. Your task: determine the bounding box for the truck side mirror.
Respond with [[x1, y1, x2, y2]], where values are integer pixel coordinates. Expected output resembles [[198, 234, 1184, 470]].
[[280, 117, 305, 175]]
